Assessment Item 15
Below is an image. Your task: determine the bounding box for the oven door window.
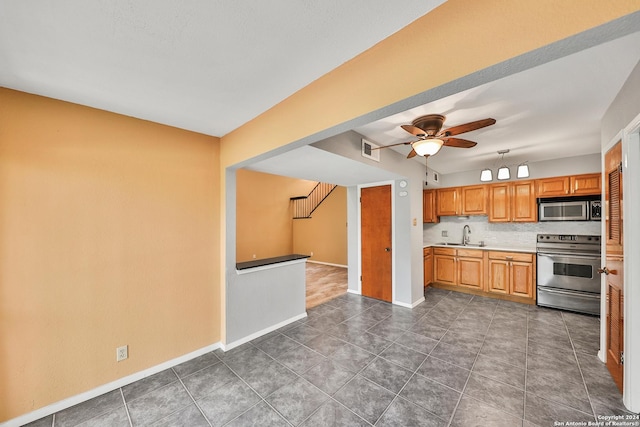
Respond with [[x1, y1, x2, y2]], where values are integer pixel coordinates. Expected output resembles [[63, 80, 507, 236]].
[[553, 262, 592, 279]]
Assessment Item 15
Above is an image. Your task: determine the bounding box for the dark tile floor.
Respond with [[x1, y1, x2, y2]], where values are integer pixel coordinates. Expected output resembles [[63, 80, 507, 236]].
[[27, 288, 637, 427]]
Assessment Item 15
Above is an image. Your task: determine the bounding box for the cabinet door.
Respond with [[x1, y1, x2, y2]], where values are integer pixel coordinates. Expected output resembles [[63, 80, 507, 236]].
[[570, 173, 601, 196], [536, 176, 570, 197], [512, 181, 537, 222], [461, 185, 487, 215], [423, 190, 438, 223], [434, 255, 456, 285], [424, 253, 433, 287], [510, 261, 533, 298], [488, 183, 510, 222], [436, 187, 460, 216], [457, 257, 484, 290], [487, 259, 509, 294]]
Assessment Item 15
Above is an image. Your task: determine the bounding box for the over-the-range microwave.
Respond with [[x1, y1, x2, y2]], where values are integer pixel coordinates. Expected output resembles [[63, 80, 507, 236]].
[[538, 196, 601, 221]]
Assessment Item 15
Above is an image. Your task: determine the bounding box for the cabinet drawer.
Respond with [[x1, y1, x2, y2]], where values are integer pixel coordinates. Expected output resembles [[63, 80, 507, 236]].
[[434, 247, 456, 256], [423, 247, 432, 256], [488, 251, 533, 263], [456, 249, 483, 258]]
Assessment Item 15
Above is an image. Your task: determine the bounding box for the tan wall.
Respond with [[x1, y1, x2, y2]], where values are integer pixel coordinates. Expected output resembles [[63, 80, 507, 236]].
[[0, 88, 221, 421], [293, 186, 347, 266], [236, 169, 315, 262]]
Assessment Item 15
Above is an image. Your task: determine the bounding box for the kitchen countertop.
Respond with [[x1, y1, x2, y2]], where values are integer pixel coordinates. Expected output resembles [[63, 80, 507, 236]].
[[424, 243, 536, 253]]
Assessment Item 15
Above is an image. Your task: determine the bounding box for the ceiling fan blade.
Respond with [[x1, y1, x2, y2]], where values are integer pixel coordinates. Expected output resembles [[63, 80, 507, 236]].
[[401, 124, 428, 137], [438, 118, 496, 137], [371, 141, 413, 150], [443, 137, 477, 148], [407, 149, 417, 158]]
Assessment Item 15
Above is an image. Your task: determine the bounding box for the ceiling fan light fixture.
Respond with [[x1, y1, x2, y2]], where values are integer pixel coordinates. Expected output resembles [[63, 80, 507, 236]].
[[412, 138, 444, 156], [497, 166, 511, 180], [517, 163, 530, 178], [480, 169, 493, 182]]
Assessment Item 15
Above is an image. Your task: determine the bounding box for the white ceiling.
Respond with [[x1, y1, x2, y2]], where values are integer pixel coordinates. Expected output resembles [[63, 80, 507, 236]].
[[0, 0, 444, 136]]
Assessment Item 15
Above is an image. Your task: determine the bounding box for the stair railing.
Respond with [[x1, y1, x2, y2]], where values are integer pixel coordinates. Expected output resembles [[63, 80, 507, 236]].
[[291, 182, 337, 219]]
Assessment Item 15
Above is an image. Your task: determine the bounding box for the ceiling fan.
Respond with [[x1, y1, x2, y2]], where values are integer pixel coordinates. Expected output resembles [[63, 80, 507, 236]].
[[374, 114, 496, 158]]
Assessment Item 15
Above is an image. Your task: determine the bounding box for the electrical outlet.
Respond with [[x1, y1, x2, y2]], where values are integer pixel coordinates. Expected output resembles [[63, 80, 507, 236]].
[[442, 230, 448, 237], [413, 218, 417, 226], [252, 254, 256, 259], [310, 251, 314, 256], [116, 345, 128, 362]]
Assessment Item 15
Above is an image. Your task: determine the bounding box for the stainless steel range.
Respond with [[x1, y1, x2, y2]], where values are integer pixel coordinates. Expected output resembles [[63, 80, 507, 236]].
[[536, 234, 602, 315]]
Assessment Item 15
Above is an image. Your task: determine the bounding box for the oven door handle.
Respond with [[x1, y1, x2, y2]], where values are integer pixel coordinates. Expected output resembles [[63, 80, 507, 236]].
[[537, 287, 600, 299], [537, 252, 601, 259]]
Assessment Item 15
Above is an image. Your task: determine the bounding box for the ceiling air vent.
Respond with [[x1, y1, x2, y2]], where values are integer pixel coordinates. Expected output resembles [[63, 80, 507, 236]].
[[361, 139, 380, 162]]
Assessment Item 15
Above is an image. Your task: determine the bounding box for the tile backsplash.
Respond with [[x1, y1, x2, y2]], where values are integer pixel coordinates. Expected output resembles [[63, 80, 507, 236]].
[[423, 216, 601, 249]]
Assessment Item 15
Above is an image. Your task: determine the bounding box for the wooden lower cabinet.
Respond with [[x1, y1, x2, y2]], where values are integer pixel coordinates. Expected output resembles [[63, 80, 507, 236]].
[[431, 247, 535, 303], [456, 249, 484, 290], [434, 249, 456, 286], [487, 251, 534, 299], [423, 247, 433, 287], [433, 248, 484, 290]]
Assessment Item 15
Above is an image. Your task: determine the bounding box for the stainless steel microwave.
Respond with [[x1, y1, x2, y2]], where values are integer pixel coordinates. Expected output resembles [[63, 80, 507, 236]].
[[538, 198, 601, 221]]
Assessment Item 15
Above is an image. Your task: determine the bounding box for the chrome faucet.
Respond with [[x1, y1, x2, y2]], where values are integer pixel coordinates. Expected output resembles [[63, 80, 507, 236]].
[[462, 224, 471, 245]]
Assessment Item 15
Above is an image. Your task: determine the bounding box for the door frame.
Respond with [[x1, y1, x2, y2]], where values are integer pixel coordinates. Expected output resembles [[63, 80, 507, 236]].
[[600, 111, 640, 412], [357, 180, 396, 303]]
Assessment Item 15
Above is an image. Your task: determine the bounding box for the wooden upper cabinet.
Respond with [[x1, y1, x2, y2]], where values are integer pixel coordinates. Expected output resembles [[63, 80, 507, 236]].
[[570, 173, 601, 195], [511, 181, 537, 222], [436, 187, 460, 216], [488, 181, 536, 222], [488, 183, 511, 222], [423, 189, 438, 223], [536, 176, 570, 197], [536, 173, 602, 197], [461, 185, 487, 215]]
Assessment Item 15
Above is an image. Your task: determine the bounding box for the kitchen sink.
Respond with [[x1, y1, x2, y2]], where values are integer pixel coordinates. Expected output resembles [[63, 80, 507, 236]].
[[436, 242, 486, 247]]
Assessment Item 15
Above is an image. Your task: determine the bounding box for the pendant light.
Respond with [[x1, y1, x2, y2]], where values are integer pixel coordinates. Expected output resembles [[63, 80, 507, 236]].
[[496, 149, 510, 180], [517, 162, 530, 178]]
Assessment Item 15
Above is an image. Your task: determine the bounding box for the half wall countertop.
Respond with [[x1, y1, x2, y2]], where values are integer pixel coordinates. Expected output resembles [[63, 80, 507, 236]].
[[236, 254, 310, 271]]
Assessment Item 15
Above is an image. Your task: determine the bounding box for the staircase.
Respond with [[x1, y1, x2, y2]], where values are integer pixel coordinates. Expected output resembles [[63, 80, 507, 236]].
[[291, 182, 337, 219]]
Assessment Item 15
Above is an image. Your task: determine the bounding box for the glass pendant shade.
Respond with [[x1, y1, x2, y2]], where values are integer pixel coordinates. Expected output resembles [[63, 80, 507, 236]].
[[412, 139, 444, 156], [497, 166, 510, 180], [517, 163, 530, 178], [480, 169, 493, 182]]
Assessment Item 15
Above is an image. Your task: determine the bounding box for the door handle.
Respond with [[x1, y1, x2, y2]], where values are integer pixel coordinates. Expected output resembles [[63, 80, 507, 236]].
[[384, 247, 391, 252], [598, 267, 610, 275]]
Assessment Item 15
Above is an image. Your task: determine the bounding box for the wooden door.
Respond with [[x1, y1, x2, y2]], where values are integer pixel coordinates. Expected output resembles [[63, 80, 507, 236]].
[[511, 181, 537, 222], [436, 187, 459, 216], [461, 185, 487, 215], [604, 142, 624, 392], [361, 185, 392, 302], [488, 183, 510, 222]]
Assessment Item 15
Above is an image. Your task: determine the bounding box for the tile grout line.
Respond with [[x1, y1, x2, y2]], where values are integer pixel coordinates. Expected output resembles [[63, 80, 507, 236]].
[[561, 310, 600, 422], [119, 388, 133, 427], [445, 295, 500, 427], [171, 367, 213, 427]]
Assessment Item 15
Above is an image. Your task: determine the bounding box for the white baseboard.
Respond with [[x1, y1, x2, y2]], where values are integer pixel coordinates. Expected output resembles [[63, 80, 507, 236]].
[[347, 289, 361, 295], [393, 297, 425, 309], [221, 312, 308, 351], [2, 342, 221, 427], [306, 260, 347, 268]]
